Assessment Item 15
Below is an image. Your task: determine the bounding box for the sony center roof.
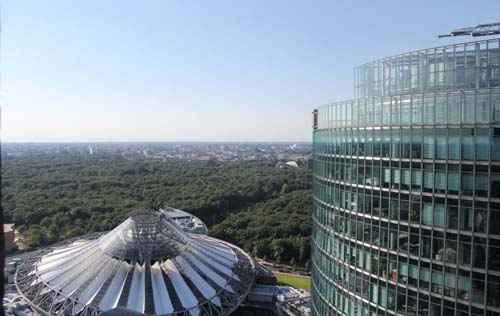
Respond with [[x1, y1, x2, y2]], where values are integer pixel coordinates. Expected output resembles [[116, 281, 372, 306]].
[[15, 208, 255, 316]]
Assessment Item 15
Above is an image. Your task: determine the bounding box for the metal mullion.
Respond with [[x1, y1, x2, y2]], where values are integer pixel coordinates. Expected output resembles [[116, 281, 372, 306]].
[[476, 42, 480, 90], [453, 44, 458, 91]]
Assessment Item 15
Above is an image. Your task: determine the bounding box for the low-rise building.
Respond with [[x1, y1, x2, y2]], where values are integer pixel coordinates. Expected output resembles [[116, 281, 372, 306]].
[[4, 224, 15, 252]]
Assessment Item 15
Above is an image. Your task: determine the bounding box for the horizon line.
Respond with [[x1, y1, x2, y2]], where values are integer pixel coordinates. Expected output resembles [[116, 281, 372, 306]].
[[2, 140, 312, 144]]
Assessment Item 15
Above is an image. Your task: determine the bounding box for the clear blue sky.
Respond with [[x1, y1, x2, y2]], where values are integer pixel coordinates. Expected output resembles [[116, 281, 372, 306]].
[[3, 0, 500, 142]]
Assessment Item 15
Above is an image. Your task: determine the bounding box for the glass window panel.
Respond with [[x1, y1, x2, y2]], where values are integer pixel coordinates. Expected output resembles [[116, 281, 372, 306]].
[[423, 131, 435, 159], [435, 95, 447, 123], [436, 129, 447, 159], [412, 95, 423, 124], [476, 173, 488, 197], [448, 94, 462, 124], [459, 241, 471, 265], [476, 129, 490, 160], [423, 95, 434, 124], [423, 167, 434, 191], [448, 205, 458, 229], [462, 93, 475, 123], [494, 134, 500, 161], [435, 169, 446, 191], [476, 92, 490, 123], [461, 129, 475, 160], [402, 130, 411, 158], [422, 204, 433, 225], [402, 169, 411, 186], [449, 129, 460, 160], [411, 169, 422, 187], [462, 172, 474, 195], [493, 91, 500, 123], [447, 169, 460, 194], [391, 97, 400, 125], [432, 271, 444, 294], [382, 97, 391, 126], [411, 130, 422, 159], [434, 204, 446, 227], [401, 96, 411, 125], [461, 207, 473, 231]]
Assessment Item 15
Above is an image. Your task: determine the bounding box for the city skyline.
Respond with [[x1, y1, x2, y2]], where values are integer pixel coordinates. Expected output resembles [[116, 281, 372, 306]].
[[3, 0, 500, 142]]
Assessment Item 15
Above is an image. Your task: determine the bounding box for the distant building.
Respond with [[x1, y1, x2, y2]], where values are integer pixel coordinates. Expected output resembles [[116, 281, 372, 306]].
[[4, 224, 15, 252], [254, 263, 278, 285], [312, 38, 500, 315], [161, 206, 208, 234]]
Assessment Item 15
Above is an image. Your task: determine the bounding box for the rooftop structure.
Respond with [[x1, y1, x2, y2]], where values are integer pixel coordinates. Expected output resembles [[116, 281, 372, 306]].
[[14, 208, 255, 316], [439, 22, 500, 38], [161, 207, 208, 235]]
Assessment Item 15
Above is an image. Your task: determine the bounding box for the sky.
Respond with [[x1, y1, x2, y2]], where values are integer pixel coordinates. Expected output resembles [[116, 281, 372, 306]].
[[2, 0, 500, 142]]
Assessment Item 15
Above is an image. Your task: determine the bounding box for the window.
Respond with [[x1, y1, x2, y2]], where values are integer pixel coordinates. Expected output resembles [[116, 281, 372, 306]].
[[494, 128, 500, 161], [435, 95, 447, 123], [476, 92, 489, 123], [422, 203, 433, 226], [423, 95, 434, 124], [461, 205, 473, 231], [374, 98, 382, 125], [436, 129, 447, 160], [391, 97, 400, 125], [411, 169, 422, 189], [401, 96, 411, 125], [461, 167, 474, 195], [423, 129, 435, 159], [434, 204, 446, 227], [402, 130, 411, 159], [459, 239, 471, 265], [391, 129, 401, 158], [382, 97, 391, 126], [402, 168, 411, 189], [423, 165, 434, 192], [475, 206, 487, 232], [448, 94, 461, 124], [493, 91, 500, 123], [462, 92, 475, 123], [475, 172, 488, 198], [412, 95, 423, 125], [431, 270, 444, 294], [448, 204, 458, 229], [435, 165, 447, 193], [476, 128, 490, 160], [447, 166, 460, 194], [448, 129, 460, 160], [461, 128, 474, 160]]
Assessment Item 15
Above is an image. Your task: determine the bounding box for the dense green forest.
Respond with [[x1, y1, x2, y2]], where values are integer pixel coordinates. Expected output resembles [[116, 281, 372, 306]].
[[211, 190, 311, 267], [2, 151, 311, 266]]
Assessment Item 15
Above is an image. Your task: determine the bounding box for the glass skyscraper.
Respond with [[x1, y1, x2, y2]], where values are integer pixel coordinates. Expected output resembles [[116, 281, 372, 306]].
[[312, 38, 500, 316]]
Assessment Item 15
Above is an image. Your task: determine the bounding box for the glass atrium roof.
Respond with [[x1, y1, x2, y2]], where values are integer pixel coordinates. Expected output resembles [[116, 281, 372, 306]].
[[15, 209, 255, 316]]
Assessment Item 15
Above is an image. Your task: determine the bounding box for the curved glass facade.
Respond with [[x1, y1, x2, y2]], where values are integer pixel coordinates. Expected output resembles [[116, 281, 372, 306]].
[[312, 38, 500, 316]]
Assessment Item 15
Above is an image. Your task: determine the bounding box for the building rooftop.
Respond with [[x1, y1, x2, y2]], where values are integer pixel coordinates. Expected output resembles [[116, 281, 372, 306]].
[[4, 224, 14, 233], [15, 208, 255, 316]]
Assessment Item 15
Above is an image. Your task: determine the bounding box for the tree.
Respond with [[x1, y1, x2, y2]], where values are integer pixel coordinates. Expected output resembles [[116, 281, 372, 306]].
[[27, 225, 47, 248]]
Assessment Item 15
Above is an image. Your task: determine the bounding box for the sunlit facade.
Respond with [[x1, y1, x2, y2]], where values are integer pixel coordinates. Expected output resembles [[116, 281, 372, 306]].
[[312, 38, 500, 316], [15, 209, 255, 316]]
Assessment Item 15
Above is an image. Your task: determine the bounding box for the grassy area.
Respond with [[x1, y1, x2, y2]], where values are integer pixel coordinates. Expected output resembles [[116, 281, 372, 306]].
[[275, 272, 311, 291]]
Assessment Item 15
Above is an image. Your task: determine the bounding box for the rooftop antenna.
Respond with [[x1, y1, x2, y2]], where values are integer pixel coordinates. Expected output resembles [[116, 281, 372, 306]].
[[438, 22, 500, 38]]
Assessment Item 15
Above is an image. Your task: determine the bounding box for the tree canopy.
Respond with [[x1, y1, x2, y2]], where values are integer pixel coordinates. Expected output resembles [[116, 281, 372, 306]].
[[2, 151, 311, 265]]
